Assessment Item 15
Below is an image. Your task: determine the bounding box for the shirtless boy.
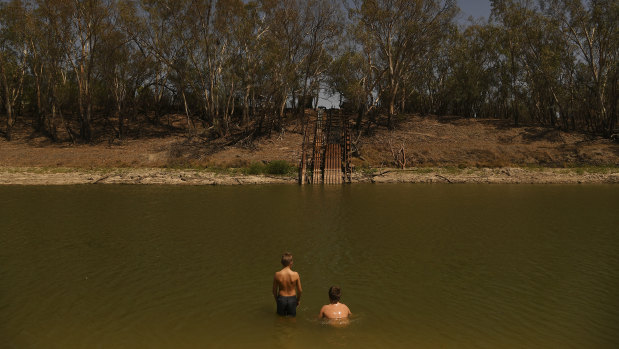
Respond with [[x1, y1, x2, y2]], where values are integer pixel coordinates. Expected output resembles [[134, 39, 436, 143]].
[[319, 286, 351, 319], [272, 252, 303, 316]]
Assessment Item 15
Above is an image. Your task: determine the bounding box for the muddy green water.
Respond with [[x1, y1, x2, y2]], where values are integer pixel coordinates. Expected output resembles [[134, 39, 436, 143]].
[[1, 185, 618, 348]]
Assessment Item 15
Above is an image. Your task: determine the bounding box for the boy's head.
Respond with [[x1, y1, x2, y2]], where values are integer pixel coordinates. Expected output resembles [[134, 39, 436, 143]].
[[281, 252, 293, 267], [328, 286, 341, 303]]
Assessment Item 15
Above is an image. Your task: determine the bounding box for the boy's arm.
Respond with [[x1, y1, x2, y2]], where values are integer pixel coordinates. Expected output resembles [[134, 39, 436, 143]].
[[295, 274, 303, 304], [272, 275, 278, 301]]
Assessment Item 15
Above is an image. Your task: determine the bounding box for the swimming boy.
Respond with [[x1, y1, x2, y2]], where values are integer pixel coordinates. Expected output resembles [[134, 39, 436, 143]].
[[319, 286, 351, 319], [273, 252, 303, 316]]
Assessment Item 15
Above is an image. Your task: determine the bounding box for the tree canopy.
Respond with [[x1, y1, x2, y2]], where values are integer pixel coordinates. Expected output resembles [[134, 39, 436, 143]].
[[0, 0, 616, 143]]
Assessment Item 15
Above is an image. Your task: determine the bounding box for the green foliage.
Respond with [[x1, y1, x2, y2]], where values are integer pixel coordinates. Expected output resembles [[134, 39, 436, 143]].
[[357, 164, 377, 175], [244, 162, 266, 175], [240, 161, 295, 176], [264, 160, 294, 175]]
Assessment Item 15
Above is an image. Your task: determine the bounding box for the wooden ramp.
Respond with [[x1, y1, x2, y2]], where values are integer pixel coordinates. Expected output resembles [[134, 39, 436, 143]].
[[299, 109, 351, 185]]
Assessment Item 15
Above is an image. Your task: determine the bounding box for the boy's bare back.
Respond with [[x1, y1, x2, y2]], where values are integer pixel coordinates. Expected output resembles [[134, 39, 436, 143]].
[[274, 268, 301, 297], [319, 303, 351, 319]]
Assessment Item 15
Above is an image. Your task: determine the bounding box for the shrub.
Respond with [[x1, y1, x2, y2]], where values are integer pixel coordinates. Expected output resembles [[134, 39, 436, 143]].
[[265, 160, 293, 175], [245, 162, 266, 175]]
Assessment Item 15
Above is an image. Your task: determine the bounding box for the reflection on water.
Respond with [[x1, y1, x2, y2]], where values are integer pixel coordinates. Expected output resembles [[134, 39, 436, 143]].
[[0, 184, 618, 348], [320, 317, 352, 328]]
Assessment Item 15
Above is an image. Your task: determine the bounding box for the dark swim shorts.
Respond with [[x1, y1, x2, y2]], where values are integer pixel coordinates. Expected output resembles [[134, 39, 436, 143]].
[[276, 295, 297, 316]]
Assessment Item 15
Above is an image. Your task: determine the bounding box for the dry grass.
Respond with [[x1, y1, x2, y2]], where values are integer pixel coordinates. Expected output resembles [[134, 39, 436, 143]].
[[356, 115, 618, 168], [1, 113, 617, 170]]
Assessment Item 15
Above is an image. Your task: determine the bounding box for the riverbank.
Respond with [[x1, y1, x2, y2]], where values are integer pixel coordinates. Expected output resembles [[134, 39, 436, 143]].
[[1, 166, 617, 185], [3, 115, 618, 168], [2, 114, 618, 185]]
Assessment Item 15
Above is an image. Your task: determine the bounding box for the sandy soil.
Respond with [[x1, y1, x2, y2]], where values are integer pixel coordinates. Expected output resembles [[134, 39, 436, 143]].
[[358, 116, 619, 168], [1, 166, 617, 185], [0, 167, 296, 185], [1, 114, 617, 185]]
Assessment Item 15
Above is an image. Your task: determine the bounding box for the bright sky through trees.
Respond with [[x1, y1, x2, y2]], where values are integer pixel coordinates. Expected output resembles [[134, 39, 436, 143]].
[[318, 0, 493, 107], [457, 0, 491, 19]]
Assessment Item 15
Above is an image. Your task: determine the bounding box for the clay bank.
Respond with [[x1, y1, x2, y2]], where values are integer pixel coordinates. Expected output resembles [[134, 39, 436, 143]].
[[1, 166, 618, 185]]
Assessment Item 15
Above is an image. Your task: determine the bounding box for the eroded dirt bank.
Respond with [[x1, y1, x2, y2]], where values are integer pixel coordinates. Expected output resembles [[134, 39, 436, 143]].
[[1, 167, 617, 185], [1, 114, 617, 185]]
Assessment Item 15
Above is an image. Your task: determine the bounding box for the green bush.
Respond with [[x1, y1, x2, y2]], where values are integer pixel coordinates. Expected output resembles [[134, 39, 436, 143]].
[[265, 160, 293, 175], [245, 162, 266, 175]]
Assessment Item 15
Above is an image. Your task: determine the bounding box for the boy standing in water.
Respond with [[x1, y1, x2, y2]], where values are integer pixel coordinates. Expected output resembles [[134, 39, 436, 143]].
[[319, 286, 352, 319], [273, 252, 303, 316]]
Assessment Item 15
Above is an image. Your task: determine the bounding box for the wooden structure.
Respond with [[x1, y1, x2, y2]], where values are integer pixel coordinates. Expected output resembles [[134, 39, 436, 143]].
[[299, 109, 352, 184]]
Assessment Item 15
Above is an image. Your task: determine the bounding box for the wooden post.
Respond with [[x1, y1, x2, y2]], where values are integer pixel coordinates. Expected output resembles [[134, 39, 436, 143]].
[[345, 118, 351, 183], [312, 110, 323, 184], [299, 121, 308, 185], [340, 145, 343, 184], [326, 145, 331, 184], [329, 145, 334, 184]]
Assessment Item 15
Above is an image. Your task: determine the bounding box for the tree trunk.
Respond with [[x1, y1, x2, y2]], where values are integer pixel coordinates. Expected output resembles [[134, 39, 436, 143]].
[[242, 85, 250, 131], [181, 89, 193, 134], [34, 70, 45, 134], [1, 66, 15, 141], [356, 104, 365, 131], [278, 96, 287, 131], [5, 102, 13, 141], [118, 103, 124, 140], [50, 102, 58, 142], [388, 95, 396, 129]]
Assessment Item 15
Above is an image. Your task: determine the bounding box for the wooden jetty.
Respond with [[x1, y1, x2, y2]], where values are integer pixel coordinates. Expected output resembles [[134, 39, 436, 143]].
[[299, 109, 352, 184]]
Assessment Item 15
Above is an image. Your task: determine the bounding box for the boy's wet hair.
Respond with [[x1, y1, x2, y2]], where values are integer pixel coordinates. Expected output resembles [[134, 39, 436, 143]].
[[329, 286, 341, 303], [281, 252, 293, 266]]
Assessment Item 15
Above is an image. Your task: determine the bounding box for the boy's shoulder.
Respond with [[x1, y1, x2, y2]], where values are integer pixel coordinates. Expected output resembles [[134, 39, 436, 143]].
[[275, 269, 299, 277]]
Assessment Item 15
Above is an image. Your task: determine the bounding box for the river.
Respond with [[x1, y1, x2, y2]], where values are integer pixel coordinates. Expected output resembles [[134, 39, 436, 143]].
[[1, 184, 618, 348]]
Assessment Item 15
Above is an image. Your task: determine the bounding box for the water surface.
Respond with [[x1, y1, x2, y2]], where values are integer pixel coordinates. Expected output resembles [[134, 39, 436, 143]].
[[1, 184, 618, 348]]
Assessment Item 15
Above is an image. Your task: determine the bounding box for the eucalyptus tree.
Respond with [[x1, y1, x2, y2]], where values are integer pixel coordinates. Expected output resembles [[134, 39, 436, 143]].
[[441, 23, 496, 118], [210, 0, 271, 136], [491, 0, 563, 126], [181, 0, 222, 134], [350, 0, 458, 127], [23, 0, 47, 135], [28, 0, 81, 141], [327, 50, 372, 125], [126, 0, 195, 131], [0, 0, 29, 140], [229, 1, 269, 130], [411, 21, 459, 116], [260, 0, 309, 128], [490, 0, 533, 126], [544, 0, 617, 135], [296, 0, 343, 116], [56, 0, 115, 141], [517, 5, 570, 127], [212, 0, 240, 135], [98, 1, 152, 139], [333, 5, 386, 129]]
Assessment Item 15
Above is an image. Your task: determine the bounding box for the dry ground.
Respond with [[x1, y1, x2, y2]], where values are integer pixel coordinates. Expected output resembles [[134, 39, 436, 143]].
[[359, 115, 619, 168], [1, 114, 617, 170]]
